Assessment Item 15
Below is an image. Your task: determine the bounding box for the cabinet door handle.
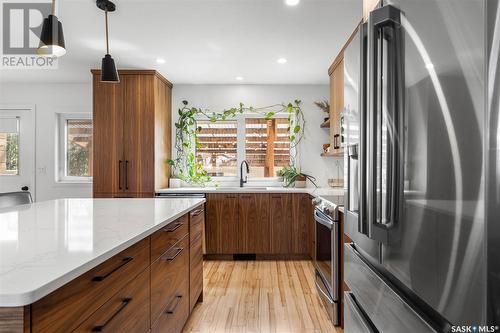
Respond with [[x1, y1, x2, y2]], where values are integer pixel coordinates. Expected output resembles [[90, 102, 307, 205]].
[[163, 247, 183, 261], [125, 160, 129, 190], [92, 257, 133, 282], [118, 160, 123, 190], [165, 295, 183, 314], [190, 208, 204, 217], [163, 222, 182, 233], [91, 298, 132, 332]]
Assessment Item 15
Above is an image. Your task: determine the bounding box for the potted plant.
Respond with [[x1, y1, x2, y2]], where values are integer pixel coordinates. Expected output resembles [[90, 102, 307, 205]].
[[277, 165, 317, 188], [314, 100, 330, 122]]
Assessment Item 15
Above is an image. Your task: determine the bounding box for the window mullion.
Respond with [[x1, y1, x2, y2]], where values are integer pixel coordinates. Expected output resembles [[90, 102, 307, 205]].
[[236, 116, 246, 177]]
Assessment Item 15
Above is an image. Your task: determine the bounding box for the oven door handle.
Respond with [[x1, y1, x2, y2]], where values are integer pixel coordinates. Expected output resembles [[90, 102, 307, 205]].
[[314, 210, 334, 229], [315, 272, 334, 303]]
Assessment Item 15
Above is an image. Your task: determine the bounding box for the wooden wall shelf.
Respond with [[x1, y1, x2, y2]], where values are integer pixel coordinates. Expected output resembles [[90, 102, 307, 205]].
[[321, 150, 344, 157]]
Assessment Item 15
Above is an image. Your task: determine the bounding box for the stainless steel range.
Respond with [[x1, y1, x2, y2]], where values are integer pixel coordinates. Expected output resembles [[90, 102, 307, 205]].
[[312, 196, 340, 325]]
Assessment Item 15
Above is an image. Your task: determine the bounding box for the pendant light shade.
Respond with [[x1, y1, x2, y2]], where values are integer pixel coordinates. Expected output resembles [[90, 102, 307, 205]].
[[37, 1, 66, 57], [101, 54, 119, 82], [97, 0, 119, 83]]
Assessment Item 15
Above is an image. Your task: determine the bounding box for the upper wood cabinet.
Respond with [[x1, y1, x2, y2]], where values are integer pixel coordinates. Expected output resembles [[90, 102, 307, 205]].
[[329, 59, 345, 156], [92, 70, 172, 198]]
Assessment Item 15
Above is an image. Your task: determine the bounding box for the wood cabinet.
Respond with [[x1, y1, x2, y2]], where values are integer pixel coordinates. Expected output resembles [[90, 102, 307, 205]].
[[269, 193, 293, 254], [205, 193, 310, 257], [328, 58, 344, 157], [189, 206, 204, 312], [239, 193, 270, 254], [92, 70, 172, 198], [12, 209, 203, 333], [206, 193, 239, 254]]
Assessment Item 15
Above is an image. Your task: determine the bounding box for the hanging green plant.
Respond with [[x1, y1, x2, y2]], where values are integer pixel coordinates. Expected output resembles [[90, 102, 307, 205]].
[[167, 99, 305, 186]]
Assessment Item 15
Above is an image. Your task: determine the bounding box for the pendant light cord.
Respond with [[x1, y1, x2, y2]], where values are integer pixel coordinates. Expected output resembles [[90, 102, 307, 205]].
[[105, 9, 109, 54]]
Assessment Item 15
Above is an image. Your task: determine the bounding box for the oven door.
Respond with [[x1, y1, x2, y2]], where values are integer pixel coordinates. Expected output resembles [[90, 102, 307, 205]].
[[314, 208, 339, 301]]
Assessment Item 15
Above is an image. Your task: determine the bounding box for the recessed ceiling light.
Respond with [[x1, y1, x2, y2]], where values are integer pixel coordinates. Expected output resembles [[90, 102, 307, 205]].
[[235, 76, 244, 81], [277, 58, 288, 64], [285, 0, 300, 6], [156, 58, 166, 64]]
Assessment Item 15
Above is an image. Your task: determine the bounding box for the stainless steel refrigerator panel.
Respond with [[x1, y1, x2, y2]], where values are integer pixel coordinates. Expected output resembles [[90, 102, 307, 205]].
[[345, 243, 437, 333], [344, 292, 376, 333], [487, 0, 500, 325], [377, 0, 486, 325]]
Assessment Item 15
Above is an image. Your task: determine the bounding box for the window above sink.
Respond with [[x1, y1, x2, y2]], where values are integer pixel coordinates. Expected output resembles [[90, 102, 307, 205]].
[[195, 115, 293, 182]]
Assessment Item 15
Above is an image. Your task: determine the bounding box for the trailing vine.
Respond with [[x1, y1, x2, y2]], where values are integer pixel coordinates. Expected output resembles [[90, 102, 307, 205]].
[[167, 99, 305, 185]]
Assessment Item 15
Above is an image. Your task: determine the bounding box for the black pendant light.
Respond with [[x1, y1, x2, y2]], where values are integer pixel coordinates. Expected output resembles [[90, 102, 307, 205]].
[[97, 0, 119, 83], [37, 0, 66, 57]]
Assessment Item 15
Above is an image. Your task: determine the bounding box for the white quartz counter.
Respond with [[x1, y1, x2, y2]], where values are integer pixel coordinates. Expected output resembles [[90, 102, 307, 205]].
[[0, 198, 205, 307], [156, 186, 344, 197]]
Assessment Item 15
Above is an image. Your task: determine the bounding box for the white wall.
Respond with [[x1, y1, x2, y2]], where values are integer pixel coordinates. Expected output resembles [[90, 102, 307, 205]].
[[0, 83, 92, 201], [172, 84, 343, 187]]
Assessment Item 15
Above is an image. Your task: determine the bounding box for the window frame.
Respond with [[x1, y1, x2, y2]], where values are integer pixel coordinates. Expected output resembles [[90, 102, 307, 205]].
[[57, 113, 93, 183], [195, 113, 295, 183]]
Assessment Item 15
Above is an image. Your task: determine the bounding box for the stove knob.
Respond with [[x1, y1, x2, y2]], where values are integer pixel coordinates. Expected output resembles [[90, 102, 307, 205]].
[[312, 198, 321, 206], [324, 207, 332, 215]]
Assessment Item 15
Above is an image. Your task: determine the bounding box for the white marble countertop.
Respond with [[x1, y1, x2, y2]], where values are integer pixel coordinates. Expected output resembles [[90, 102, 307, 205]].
[[156, 186, 344, 197], [0, 198, 205, 307]]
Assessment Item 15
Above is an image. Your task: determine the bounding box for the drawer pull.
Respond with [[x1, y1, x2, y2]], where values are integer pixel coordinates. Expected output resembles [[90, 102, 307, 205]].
[[92, 257, 133, 282], [163, 222, 182, 233], [163, 247, 183, 261], [191, 208, 204, 217], [165, 295, 183, 314], [91, 298, 132, 332]]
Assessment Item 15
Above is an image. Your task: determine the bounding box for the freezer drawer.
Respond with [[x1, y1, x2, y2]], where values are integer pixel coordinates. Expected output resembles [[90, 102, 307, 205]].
[[344, 292, 376, 333], [344, 243, 437, 333]]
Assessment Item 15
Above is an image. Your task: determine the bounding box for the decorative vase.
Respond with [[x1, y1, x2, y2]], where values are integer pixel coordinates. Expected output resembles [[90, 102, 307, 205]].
[[169, 178, 181, 188], [294, 175, 307, 188]]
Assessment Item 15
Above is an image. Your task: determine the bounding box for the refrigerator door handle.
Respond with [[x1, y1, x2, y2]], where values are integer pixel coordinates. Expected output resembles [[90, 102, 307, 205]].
[[367, 4, 403, 244], [358, 22, 368, 236]]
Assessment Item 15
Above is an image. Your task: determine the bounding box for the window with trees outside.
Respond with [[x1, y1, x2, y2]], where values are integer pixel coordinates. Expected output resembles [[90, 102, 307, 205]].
[[0, 117, 19, 176], [58, 114, 93, 181], [195, 117, 290, 178]]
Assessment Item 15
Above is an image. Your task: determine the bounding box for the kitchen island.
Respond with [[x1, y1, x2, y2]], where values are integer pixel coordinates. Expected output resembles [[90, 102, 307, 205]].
[[0, 198, 205, 333]]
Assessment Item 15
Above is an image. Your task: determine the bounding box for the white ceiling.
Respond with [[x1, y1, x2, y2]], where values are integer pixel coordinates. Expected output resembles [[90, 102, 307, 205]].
[[1, 0, 361, 84]]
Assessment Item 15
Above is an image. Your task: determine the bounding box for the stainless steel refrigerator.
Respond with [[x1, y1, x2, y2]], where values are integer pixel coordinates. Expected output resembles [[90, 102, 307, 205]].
[[343, 0, 499, 331]]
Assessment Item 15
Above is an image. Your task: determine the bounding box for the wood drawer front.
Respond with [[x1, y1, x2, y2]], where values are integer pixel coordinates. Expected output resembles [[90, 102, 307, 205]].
[[73, 268, 150, 333], [151, 236, 189, 322], [189, 235, 203, 312], [189, 213, 203, 244], [151, 214, 188, 261], [32, 238, 150, 333], [151, 277, 189, 333]]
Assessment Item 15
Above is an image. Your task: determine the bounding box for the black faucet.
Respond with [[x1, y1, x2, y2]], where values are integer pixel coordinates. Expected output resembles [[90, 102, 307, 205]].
[[240, 160, 250, 187]]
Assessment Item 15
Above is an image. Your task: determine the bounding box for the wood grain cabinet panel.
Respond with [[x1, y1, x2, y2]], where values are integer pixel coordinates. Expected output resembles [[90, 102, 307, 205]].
[[92, 70, 172, 198], [73, 268, 150, 333], [31, 238, 150, 333], [151, 277, 189, 333], [239, 194, 270, 253], [92, 74, 123, 195], [189, 206, 204, 312], [291, 193, 311, 255], [151, 237, 189, 322], [151, 215, 189, 262], [270, 194, 293, 254], [206, 193, 239, 254]]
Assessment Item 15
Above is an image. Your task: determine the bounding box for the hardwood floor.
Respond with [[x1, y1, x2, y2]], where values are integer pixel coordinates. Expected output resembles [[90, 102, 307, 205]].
[[183, 260, 341, 333]]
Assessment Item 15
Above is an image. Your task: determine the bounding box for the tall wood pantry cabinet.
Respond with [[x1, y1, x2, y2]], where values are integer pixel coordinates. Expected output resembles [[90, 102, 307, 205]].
[[91, 70, 172, 198]]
